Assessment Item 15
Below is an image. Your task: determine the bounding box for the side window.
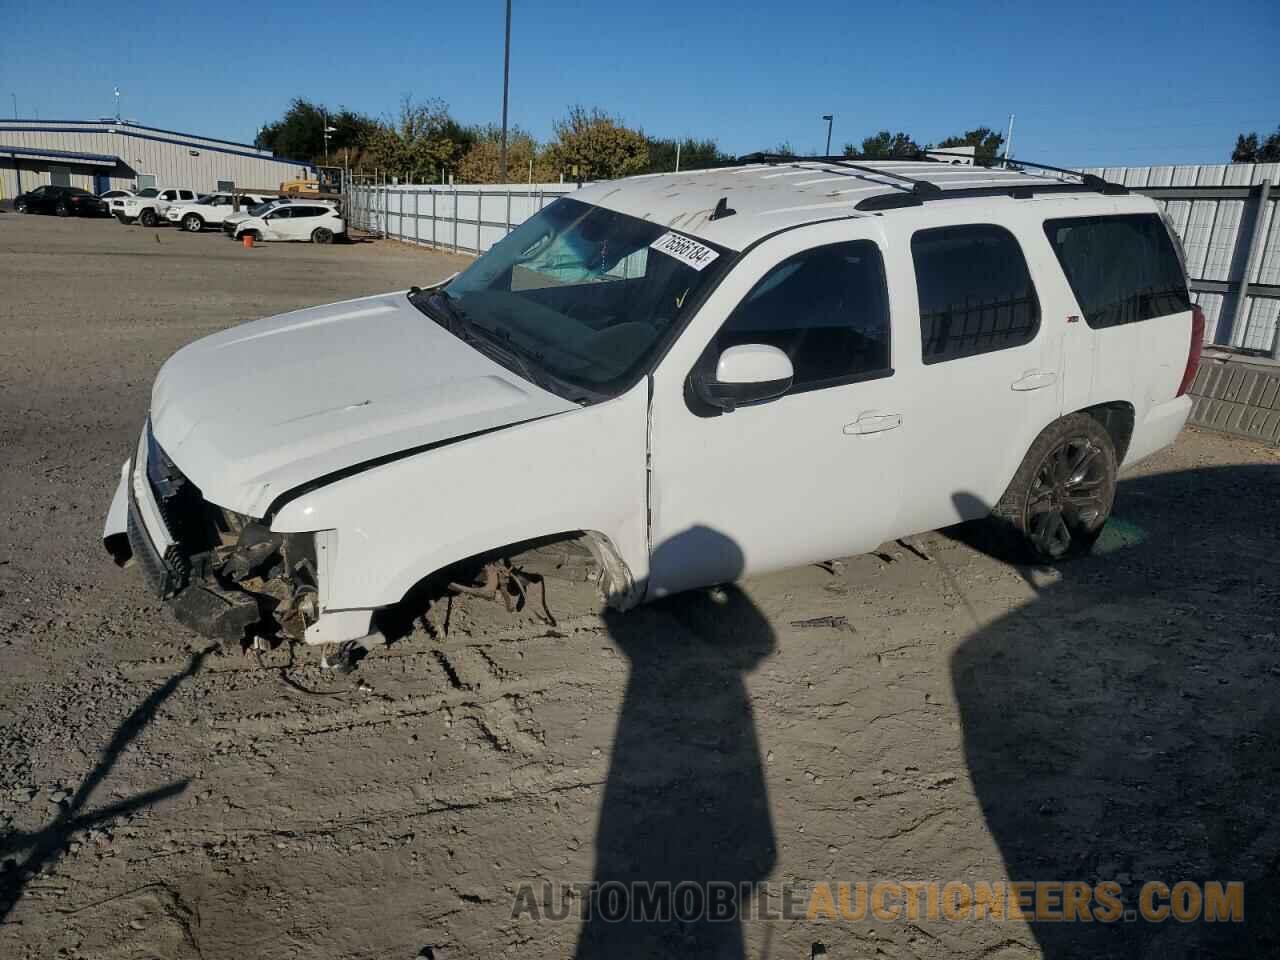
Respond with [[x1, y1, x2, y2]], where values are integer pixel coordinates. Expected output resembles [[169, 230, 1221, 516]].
[[1043, 214, 1191, 329], [911, 224, 1039, 364], [160, 190, 177, 201], [179, 190, 195, 201], [269, 207, 292, 219], [717, 240, 891, 391]]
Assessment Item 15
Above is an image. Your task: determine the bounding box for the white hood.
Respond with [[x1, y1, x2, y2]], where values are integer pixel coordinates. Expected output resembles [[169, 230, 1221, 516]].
[[149, 291, 578, 517]]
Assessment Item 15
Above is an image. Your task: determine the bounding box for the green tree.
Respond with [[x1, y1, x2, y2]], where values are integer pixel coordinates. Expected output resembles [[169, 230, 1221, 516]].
[[1232, 127, 1280, 163], [936, 126, 1005, 163], [846, 131, 921, 159], [643, 136, 728, 173], [457, 125, 556, 183], [255, 98, 378, 163], [362, 97, 472, 183], [545, 106, 649, 181]]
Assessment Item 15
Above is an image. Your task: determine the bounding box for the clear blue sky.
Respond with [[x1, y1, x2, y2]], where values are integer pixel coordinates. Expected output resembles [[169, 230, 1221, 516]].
[[1, 0, 1275, 168]]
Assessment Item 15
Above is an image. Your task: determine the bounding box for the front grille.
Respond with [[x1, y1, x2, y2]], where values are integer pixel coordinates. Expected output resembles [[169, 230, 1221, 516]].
[[141, 424, 220, 594]]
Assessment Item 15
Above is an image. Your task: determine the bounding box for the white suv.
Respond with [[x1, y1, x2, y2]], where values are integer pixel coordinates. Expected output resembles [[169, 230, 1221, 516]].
[[166, 193, 269, 232], [113, 187, 198, 226], [230, 201, 345, 244], [103, 158, 1203, 647]]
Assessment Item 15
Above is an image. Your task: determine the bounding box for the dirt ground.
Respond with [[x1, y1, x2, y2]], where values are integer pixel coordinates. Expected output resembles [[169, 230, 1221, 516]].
[[1, 213, 1278, 960]]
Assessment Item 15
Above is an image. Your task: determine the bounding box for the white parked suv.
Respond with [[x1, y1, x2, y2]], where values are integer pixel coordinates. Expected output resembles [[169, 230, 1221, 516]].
[[103, 157, 1203, 647], [230, 201, 345, 244], [113, 187, 198, 226], [166, 193, 269, 232]]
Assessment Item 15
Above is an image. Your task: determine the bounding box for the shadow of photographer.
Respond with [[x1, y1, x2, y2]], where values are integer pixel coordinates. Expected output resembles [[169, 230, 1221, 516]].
[[574, 525, 777, 959]]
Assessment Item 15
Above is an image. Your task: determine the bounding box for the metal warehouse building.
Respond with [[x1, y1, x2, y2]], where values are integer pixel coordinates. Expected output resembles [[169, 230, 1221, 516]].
[[0, 119, 314, 202]]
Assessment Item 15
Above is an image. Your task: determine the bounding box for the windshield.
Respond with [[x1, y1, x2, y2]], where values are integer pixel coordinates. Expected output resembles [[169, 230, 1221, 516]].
[[136, 188, 160, 198], [437, 197, 728, 396], [249, 200, 279, 216]]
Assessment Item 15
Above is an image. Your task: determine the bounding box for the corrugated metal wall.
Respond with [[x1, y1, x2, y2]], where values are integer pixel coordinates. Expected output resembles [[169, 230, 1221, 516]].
[[0, 121, 313, 199], [1083, 162, 1280, 352]]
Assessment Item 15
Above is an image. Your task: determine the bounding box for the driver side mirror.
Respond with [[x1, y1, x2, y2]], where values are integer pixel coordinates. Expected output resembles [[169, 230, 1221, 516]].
[[694, 343, 794, 412]]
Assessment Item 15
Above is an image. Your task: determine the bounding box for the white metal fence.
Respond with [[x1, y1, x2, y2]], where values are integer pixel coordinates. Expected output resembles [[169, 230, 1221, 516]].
[[346, 181, 580, 256], [348, 161, 1280, 357]]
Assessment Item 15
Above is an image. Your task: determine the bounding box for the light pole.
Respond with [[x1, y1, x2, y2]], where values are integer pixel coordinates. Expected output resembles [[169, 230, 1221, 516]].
[[323, 111, 337, 163], [11, 93, 17, 119], [499, 0, 512, 182], [822, 114, 833, 156]]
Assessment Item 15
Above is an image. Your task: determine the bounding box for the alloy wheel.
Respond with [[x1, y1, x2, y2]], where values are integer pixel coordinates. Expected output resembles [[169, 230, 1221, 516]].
[[1025, 437, 1108, 559]]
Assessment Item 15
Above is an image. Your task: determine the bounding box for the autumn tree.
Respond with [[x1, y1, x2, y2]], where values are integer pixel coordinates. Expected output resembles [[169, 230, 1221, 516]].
[[457, 125, 556, 183], [545, 106, 649, 181]]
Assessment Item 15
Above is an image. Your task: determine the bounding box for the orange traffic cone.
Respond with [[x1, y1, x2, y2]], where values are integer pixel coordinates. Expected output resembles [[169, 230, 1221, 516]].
[[242, 233, 254, 249]]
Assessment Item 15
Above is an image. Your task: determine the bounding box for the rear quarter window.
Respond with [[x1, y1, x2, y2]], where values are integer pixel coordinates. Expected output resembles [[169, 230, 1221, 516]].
[[1043, 214, 1191, 329], [911, 224, 1040, 364]]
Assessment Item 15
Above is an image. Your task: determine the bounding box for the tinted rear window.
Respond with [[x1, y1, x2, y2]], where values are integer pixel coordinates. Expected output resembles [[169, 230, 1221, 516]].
[[1043, 214, 1191, 329], [911, 224, 1040, 364]]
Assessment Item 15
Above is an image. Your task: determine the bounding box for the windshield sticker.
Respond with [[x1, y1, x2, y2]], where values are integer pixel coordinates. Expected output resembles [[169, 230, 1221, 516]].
[[650, 232, 719, 271]]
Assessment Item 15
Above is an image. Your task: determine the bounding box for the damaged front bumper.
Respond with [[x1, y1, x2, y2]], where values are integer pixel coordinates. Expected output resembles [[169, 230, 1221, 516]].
[[103, 423, 356, 646]]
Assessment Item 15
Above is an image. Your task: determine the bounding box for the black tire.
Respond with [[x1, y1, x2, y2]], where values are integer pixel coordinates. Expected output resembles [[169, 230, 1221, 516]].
[[990, 413, 1118, 564], [139, 208, 158, 227], [15, 200, 28, 214], [55, 202, 72, 217], [311, 227, 334, 244], [182, 213, 204, 232]]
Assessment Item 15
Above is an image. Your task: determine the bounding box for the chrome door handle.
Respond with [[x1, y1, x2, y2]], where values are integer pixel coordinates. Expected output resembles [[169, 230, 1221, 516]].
[[1011, 371, 1058, 391], [844, 413, 903, 435]]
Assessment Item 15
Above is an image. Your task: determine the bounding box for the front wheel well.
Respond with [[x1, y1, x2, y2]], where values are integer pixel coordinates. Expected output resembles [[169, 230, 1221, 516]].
[[373, 530, 639, 643], [1076, 401, 1135, 465]]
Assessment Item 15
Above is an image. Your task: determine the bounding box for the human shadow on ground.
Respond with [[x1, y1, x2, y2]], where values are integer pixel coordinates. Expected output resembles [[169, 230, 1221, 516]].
[[574, 526, 777, 959], [951, 464, 1280, 958], [0, 647, 209, 922]]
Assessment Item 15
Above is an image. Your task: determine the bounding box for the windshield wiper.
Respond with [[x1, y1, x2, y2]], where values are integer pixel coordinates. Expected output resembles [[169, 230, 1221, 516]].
[[410, 289, 551, 390]]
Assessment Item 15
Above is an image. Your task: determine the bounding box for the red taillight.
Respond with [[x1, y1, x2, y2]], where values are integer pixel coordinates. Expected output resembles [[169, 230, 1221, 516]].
[[1177, 304, 1206, 397]]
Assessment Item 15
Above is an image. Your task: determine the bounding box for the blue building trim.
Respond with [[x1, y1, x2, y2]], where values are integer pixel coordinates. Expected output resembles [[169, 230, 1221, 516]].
[[0, 124, 315, 172], [0, 144, 120, 165], [6, 118, 262, 151]]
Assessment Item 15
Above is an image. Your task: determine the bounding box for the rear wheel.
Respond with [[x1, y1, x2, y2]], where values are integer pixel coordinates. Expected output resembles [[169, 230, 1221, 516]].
[[991, 413, 1118, 563], [183, 213, 204, 232], [311, 227, 334, 244], [139, 208, 158, 227]]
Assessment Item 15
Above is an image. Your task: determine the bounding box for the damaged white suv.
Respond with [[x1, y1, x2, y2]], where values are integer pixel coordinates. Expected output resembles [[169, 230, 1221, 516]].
[[104, 157, 1203, 648]]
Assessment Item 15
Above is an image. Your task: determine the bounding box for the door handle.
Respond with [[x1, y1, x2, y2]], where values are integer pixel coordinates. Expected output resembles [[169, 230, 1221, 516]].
[[1011, 370, 1058, 391], [844, 413, 902, 435]]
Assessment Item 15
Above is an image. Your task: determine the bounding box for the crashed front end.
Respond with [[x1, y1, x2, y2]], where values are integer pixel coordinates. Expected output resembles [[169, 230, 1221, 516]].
[[104, 420, 324, 646]]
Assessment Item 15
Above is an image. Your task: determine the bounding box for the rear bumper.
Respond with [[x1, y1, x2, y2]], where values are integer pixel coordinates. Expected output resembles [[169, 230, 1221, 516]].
[[1123, 395, 1193, 469]]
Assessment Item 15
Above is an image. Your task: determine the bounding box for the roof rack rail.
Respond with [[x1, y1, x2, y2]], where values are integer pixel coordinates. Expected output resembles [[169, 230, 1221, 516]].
[[923, 150, 1128, 195], [735, 152, 942, 198], [731, 151, 1128, 211]]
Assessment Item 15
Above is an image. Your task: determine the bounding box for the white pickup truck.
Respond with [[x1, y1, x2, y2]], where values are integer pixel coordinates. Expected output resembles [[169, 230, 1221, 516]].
[[112, 187, 198, 226], [165, 193, 269, 232]]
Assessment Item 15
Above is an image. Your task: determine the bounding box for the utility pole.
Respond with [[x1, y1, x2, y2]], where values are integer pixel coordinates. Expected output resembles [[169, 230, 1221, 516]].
[[822, 114, 833, 156], [675, 141, 681, 173], [114, 86, 121, 121], [1005, 113, 1016, 167], [10, 93, 15, 119], [323, 110, 337, 163], [499, 0, 512, 182]]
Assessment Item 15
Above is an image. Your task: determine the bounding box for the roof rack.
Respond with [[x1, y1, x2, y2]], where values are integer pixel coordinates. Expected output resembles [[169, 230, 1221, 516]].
[[731, 151, 1127, 211], [922, 150, 1129, 195]]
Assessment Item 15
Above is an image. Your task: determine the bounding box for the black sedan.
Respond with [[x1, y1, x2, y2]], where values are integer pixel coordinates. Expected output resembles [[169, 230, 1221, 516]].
[[13, 185, 109, 217]]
